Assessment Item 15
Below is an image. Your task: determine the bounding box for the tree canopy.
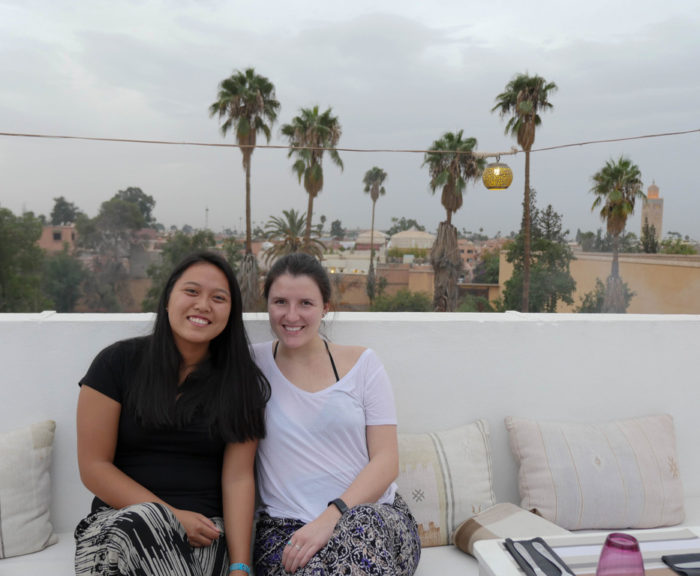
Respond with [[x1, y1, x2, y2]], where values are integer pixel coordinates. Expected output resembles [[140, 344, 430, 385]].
[[493, 72, 557, 312], [0, 208, 48, 312], [281, 105, 343, 244], [501, 193, 576, 312], [50, 196, 83, 225]]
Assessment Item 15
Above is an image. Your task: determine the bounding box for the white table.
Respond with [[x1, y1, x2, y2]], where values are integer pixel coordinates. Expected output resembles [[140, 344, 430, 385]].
[[473, 526, 700, 576]]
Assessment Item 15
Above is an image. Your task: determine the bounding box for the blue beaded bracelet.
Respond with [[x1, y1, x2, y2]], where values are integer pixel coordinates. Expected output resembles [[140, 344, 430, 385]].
[[229, 562, 251, 574]]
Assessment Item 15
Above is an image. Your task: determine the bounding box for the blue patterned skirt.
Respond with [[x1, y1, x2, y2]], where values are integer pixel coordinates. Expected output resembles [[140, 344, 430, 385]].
[[253, 493, 421, 576]]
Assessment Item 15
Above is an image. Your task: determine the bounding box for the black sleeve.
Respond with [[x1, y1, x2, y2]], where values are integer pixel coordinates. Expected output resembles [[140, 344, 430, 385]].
[[78, 339, 140, 404]]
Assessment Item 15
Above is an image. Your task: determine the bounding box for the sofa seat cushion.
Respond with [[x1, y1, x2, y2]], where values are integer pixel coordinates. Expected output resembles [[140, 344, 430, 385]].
[[0, 531, 74, 576], [415, 543, 479, 576]]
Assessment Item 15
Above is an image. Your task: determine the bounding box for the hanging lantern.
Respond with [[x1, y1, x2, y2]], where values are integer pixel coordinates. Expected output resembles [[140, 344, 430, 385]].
[[482, 161, 513, 191]]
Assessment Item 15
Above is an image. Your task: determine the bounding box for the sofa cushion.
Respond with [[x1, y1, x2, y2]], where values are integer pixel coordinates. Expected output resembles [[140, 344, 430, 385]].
[[453, 502, 569, 556], [0, 420, 58, 558], [397, 420, 496, 547], [505, 413, 684, 530]]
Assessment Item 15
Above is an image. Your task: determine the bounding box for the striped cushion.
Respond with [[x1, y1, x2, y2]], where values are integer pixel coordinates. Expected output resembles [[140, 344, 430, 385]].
[[506, 413, 685, 530], [397, 420, 496, 547]]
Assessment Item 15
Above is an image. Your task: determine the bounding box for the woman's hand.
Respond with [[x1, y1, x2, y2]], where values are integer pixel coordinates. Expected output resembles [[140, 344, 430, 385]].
[[282, 507, 341, 572], [172, 508, 221, 547]]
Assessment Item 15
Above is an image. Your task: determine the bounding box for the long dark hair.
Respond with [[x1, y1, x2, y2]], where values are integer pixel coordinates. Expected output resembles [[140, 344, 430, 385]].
[[263, 253, 332, 305], [127, 251, 270, 442]]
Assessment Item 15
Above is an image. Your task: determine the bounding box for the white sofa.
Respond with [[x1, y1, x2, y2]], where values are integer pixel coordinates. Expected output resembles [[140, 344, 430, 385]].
[[2, 312, 700, 575]]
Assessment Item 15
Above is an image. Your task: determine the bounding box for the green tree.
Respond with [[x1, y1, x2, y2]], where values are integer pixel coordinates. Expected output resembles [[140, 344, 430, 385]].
[[501, 194, 576, 312], [50, 196, 83, 225], [115, 187, 156, 227], [590, 156, 645, 312], [0, 207, 48, 311], [42, 248, 86, 312], [263, 209, 324, 264], [423, 130, 484, 311], [76, 190, 154, 311], [472, 248, 500, 284], [219, 237, 244, 273], [330, 219, 346, 239], [640, 218, 659, 253], [371, 289, 432, 312], [457, 293, 495, 312], [576, 278, 634, 313], [316, 214, 327, 236], [660, 237, 698, 255], [493, 73, 557, 312], [386, 217, 425, 236], [209, 67, 280, 311], [362, 166, 387, 305], [281, 106, 343, 245], [143, 230, 219, 311]]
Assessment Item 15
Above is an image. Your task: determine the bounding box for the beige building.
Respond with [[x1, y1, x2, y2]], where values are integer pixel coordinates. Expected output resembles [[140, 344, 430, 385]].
[[499, 249, 700, 313], [641, 182, 664, 241], [39, 225, 77, 254], [388, 227, 436, 250]]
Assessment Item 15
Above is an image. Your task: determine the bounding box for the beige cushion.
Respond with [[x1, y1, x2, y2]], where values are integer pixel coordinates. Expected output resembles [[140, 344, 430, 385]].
[[453, 502, 569, 556], [0, 420, 58, 558], [505, 413, 685, 530], [397, 420, 496, 547]]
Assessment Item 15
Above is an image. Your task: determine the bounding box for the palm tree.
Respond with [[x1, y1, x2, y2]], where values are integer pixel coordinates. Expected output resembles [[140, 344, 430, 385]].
[[362, 166, 387, 305], [281, 106, 343, 245], [262, 208, 324, 265], [423, 130, 485, 312], [590, 156, 645, 312], [209, 68, 280, 310], [492, 73, 557, 312]]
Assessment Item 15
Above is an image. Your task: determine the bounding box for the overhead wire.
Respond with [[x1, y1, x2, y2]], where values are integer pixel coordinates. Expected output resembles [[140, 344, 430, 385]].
[[0, 128, 698, 157]]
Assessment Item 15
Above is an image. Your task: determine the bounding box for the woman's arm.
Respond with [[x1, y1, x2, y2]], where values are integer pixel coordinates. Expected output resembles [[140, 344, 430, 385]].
[[76, 385, 220, 546], [282, 424, 398, 572], [222, 440, 258, 573]]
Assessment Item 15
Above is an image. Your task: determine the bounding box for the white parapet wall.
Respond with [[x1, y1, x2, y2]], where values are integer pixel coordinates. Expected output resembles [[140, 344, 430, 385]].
[[2, 311, 700, 532]]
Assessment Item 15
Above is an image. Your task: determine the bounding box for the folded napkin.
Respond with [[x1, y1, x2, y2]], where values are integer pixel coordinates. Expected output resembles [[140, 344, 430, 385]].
[[663, 553, 700, 576], [505, 537, 575, 576]]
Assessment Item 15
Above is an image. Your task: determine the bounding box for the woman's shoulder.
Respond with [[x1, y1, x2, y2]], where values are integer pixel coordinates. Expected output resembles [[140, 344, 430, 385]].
[[329, 342, 366, 359], [94, 336, 148, 364], [328, 343, 375, 378]]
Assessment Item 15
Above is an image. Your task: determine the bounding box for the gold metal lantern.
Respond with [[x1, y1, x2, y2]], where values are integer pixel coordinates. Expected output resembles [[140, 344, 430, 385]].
[[482, 161, 513, 191]]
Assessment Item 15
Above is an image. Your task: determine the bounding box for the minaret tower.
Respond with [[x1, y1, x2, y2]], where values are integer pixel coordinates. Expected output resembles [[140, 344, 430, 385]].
[[641, 181, 663, 241]]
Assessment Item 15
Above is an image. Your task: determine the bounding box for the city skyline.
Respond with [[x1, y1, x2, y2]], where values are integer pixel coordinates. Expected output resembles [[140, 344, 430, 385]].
[[1, 1, 699, 239]]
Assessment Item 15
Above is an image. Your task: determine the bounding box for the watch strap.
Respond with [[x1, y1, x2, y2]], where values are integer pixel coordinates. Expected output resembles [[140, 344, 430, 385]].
[[328, 498, 349, 515]]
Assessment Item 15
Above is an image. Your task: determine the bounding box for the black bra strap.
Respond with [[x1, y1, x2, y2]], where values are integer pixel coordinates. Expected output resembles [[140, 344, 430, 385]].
[[273, 340, 340, 382], [323, 339, 340, 382]]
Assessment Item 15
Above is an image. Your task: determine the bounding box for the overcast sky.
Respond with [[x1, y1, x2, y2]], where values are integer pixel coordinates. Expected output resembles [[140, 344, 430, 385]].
[[1, 0, 699, 239]]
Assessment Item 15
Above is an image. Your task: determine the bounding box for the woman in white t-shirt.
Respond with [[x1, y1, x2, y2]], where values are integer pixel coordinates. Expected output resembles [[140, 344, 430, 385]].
[[252, 253, 421, 576]]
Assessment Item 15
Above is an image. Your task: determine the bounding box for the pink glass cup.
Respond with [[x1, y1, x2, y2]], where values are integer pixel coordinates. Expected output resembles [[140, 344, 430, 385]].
[[596, 532, 645, 576]]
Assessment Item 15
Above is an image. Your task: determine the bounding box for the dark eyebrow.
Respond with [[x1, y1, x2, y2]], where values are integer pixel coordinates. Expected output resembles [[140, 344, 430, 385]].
[[182, 281, 231, 297]]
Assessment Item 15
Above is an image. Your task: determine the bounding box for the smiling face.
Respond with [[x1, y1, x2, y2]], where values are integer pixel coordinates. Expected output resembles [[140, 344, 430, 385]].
[[167, 261, 232, 360], [267, 273, 329, 350]]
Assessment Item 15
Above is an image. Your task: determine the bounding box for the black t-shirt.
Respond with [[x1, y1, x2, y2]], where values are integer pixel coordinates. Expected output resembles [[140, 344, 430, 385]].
[[80, 338, 225, 518]]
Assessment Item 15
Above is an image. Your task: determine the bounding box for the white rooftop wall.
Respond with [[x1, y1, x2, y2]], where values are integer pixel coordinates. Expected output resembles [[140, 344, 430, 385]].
[[2, 312, 699, 531]]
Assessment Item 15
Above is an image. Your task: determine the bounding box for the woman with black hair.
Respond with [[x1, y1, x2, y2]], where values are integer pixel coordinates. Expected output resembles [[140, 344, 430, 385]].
[[75, 251, 270, 576]]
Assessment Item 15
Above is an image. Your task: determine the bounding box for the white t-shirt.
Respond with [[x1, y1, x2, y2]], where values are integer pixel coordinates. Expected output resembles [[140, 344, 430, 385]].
[[252, 341, 398, 523]]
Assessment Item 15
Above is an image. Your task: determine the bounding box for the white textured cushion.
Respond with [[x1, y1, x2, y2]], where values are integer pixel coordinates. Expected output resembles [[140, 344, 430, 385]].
[[397, 420, 496, 547], [506, 413, 685, 530], [0, 420, 58, 558]]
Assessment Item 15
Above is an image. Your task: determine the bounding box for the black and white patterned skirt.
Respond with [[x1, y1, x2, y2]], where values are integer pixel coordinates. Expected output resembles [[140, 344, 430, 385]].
[[74, 502, 228, 576], [253, 493, 421, 576]]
